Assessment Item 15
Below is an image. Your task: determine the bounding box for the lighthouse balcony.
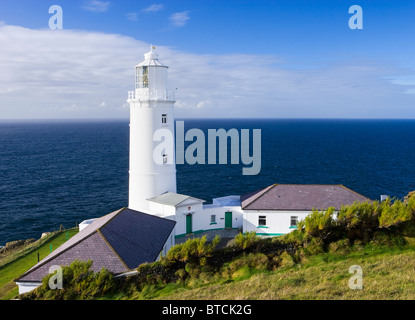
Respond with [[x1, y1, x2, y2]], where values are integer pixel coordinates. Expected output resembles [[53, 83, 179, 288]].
[[128, 89, 176, 102]]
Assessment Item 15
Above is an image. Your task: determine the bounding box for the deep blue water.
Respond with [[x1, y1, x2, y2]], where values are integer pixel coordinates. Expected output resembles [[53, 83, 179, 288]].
[[1, 119, 415, 246]]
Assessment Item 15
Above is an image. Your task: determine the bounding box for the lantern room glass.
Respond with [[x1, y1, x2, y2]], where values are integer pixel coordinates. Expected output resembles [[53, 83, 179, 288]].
[[135, 66, 149, 89]]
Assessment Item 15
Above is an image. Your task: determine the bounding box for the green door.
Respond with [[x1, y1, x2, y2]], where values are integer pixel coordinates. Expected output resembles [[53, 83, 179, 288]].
[[225, 212, 232, 229], [186, 214, 193, 234]]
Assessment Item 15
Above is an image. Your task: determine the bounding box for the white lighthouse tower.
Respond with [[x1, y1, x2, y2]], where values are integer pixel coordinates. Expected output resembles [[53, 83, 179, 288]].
[[127, 46, 177, 212]]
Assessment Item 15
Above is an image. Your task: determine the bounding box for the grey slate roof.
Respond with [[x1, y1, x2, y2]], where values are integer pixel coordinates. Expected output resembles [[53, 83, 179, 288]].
[[16, 207, 176, 283], [148, 192, 205, 207], [241, 184, 371, 211]]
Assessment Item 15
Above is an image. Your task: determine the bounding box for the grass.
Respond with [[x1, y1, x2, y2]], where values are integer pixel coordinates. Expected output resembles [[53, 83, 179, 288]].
[[149, 241, 415, 300], [7, 230, 415, 300], [0, 228, 78, 300]]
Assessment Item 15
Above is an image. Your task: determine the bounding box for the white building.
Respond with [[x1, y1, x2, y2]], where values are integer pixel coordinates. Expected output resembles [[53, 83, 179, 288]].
[[125, 47, 372, 240], [16, 47, 373, 294]]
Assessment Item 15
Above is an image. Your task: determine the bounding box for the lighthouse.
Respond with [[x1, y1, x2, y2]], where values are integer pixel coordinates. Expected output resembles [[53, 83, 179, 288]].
[[127, 46, 177, 212]]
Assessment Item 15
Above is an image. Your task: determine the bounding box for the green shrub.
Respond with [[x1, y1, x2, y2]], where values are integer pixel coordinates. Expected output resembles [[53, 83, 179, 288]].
[[185, 263, 202, 278], [279, 252, 295, 268], [371, 231, 407, 247], [379, 198, 413, 228], [328, 238, 351, 254], [304, 207, 335, 239], [228, 253, 269, 273], [166, 235, 220, 264], [21, 260, 115, 300], [231, 265, 251, 280], [281, 228, 305, 246], [234, 232, 259, 249], [174, 269, 187, 281], [302, 237, 325, 256], [337, 201, 379, 232]]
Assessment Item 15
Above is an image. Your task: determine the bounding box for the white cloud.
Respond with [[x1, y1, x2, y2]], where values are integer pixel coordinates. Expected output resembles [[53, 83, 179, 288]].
[[82, 0, 110, 13], [0, 23, 414, 120], [169, 11, 190, 27], [126, 12, 138, 21], [142, 4, 164, 13]]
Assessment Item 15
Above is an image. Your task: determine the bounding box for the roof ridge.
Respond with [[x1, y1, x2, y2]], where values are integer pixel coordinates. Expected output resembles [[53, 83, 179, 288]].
[[15, 230, 98, 282], [99, 207, 127, 230], [338, 185, 372, 201], [98, 226, 160, 267], [15, 208, 125, 282], [127, 207, 178, 224], [96, 229, 130, 270], [148, 192, 205, 206], [100, 209, 173, 256], [242, 184, 277, 209]]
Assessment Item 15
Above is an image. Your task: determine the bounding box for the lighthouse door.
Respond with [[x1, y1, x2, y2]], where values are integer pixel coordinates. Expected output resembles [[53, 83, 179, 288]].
[[186, 214, 193, 234]]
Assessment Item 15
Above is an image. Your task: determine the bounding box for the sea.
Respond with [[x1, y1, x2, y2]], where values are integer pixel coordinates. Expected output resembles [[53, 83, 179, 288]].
[[1, 118, 415, 246]]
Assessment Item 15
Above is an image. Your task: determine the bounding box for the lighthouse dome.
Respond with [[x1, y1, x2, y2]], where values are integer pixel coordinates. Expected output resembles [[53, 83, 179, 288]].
[[136, 46, 166, 67]]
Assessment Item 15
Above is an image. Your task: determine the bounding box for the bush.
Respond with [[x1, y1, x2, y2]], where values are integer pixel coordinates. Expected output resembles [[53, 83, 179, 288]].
[[135, 260, 180, 286], [228, 253, 269, 273], [166, 235, 220, 264], [337, 201, 379, 232], [328, 238, 351, 254], [231, 265, 251, 280], [234, 232, 260, 249], [21, 260, 115, 300], [278, 252, 295, 268], [303, 207, 335, 239], [379, 198, 413, 228], [282, 228, 305, 246], [371, 231, 407, 247], [302, 237, 325, 256]]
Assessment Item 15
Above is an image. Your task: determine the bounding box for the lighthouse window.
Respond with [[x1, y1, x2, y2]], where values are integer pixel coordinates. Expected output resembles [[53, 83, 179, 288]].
[[163, 154, 168, 164], [162, 114, 167, 124], [135, 68, 139, 89], [142, 66, 149, 88], [136, 66, 149, 89]]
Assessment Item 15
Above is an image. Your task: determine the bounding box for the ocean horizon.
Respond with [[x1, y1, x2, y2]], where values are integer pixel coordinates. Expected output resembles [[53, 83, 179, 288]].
[[1, 118, 415, 246]]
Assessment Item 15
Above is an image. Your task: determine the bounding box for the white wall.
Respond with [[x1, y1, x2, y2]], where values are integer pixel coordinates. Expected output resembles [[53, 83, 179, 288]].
[[201, 206, 243, 230], [174, 203, 244, 238], [16, 282, 41, 295], [174, 200, 204, 236], [243, 210, 311, 236], [159, 229, 175, 259]]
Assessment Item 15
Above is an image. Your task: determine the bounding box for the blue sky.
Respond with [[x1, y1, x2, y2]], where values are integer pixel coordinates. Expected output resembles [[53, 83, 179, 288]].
[[0, 0, 414, 119]]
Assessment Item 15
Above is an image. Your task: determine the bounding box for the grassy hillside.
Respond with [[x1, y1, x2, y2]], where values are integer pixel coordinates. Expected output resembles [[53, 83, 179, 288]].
[[156, 242, 415, 300], [17, 198, 415, 300], [0, 228, 78, 300]]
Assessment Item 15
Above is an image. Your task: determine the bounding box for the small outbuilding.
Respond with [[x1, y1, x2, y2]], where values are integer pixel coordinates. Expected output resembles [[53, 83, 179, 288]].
[[241, 184, 372, 236], [15, 207, 176, 294]]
